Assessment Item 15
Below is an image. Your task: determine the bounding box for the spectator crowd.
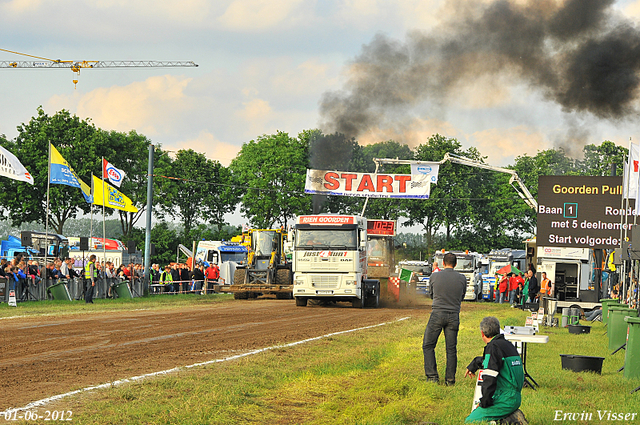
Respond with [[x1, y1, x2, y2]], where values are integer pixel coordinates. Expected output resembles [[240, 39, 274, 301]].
[[1, 252, 220, 302]]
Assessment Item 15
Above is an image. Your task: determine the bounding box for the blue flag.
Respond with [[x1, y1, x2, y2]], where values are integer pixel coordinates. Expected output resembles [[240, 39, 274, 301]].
[[49, 143, 92, 203]]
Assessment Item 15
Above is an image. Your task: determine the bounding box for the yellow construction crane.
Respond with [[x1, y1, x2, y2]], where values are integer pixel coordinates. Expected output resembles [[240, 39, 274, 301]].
[[0, 48, 198, 88]]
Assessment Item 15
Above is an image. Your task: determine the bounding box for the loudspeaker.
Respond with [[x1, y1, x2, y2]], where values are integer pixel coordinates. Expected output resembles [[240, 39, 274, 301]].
[[632, 226, 640, 251], [79, 237, 89, 251], [527, 247, 535, 257], [614, 247, 627, 265], [150, 243, 156, 256], [21, 231, 32, 247], [128, 240, 136, 254]]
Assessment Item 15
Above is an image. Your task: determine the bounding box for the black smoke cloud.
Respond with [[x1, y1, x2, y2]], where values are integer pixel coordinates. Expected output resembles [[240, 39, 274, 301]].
[[319, 0, 640, 143]]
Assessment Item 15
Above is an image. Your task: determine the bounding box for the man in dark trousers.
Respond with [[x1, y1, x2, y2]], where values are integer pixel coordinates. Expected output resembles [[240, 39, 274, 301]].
[[423, 252, 467, 385], [84, 255, 97, 304], [527, 269, 539, 303], [464, 316, 526, 424]]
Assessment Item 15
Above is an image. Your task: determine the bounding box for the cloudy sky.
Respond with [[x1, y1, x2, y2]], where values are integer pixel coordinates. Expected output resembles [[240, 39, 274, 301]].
[[2, 0, 640, 173]]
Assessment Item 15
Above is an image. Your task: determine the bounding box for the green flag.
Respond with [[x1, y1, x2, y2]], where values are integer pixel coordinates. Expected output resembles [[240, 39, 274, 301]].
[[400, 268, 413, 282]]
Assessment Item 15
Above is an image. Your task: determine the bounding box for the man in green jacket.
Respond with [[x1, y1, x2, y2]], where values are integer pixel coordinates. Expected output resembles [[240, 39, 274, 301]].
[[464, 316, 527, 424]]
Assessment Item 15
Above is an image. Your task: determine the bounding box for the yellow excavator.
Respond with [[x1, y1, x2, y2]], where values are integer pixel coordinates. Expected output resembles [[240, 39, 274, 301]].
[[228, 228, 293, 299]]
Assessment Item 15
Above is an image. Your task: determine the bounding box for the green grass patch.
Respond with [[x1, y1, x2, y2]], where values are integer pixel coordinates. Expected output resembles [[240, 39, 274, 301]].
[[36, 303, 640, 424], [0, 293, 233, 318]]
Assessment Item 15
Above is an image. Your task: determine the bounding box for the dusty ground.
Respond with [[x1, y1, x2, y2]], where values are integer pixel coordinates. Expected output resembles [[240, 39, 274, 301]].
[[0, 299, 427, 410]]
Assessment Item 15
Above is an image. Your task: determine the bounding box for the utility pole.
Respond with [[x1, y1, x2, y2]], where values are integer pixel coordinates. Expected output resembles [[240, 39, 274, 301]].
[[143, 143, 154, 296]]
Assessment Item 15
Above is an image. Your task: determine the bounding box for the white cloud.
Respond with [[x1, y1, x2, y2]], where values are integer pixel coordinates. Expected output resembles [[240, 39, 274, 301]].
[[236, 98, 274, 137], [173, 131, 240, 167], [471, 126, 551, 165], [217, 0, 308, 31], [47, 75, 194, 136]]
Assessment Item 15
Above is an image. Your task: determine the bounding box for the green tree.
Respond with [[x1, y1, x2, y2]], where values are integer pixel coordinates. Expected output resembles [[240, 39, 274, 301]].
[[358, 140, 413, 220], [405, 134, 479, 251], [580, 141, 627, 176], [0, 107, 107, 234], [230, 131, 310, 228], [161, 149, 235, 236], [96, 131, 172, 240]]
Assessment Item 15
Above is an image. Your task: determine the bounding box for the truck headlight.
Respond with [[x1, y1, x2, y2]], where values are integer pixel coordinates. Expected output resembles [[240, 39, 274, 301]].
[[294, 279, 304, 285], [346, 279, 356, 285]]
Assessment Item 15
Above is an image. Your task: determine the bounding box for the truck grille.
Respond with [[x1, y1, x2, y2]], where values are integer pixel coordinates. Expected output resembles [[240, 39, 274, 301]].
[[312, 275, 339, 289]]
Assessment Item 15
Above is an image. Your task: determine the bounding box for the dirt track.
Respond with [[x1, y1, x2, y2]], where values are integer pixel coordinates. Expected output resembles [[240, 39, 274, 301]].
[[0, 300, 426, 410]]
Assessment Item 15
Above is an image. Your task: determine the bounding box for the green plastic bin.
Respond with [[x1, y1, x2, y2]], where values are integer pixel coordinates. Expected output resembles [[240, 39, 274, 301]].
[[600, 298, 621, 325], [114, 281, 133, 299], [608, 306, 638, 352], [48, 282, 71, 301], [623, 316, 640, 379]]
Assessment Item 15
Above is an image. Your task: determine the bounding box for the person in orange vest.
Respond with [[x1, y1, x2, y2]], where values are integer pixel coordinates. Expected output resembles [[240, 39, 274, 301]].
[[539, 272, 554, 298]]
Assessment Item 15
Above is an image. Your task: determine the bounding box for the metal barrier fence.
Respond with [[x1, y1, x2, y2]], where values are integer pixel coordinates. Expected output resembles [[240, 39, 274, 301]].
[[0, 275, 147, 302], [150, 280, 206, 295], [0, 276, 221, 303]]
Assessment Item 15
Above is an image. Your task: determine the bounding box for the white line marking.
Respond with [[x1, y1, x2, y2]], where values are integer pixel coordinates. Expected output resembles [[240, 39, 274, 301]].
[[1, 317, 410, 416]]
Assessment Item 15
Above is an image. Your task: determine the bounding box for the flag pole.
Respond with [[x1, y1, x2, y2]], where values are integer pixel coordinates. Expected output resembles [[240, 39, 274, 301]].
[[90, 177, 94, 244], [44, 143, 51, 287], [102, 158, 107, 271]]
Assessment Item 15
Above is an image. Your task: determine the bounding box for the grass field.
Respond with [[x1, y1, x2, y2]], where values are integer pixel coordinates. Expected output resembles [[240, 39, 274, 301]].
[[10, 300, 640, 424]]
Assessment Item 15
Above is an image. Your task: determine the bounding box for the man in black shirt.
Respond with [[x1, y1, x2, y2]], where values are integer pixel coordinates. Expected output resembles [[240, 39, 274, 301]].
[[423, 252, 467, 385], [527, 269, 539, 303]]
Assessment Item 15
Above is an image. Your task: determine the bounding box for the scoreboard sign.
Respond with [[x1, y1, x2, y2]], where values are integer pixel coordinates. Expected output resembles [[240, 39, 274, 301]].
[[367, 220, 396, 236], [537, 176, 633, 249]]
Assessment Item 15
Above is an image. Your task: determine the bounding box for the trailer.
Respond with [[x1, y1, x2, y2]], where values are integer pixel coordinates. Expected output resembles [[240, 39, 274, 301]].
[[524, 238, 601, 310]]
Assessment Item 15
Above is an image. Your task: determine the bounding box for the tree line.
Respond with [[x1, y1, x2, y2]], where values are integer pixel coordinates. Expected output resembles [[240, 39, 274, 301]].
[[0, 107, 627, 261]]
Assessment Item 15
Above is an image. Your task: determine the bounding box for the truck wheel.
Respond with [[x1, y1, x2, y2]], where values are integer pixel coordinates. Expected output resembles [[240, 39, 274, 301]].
[[295, 297, 307, 307], [234, 269, 246, 285], [276, 269, 292, 285], [352, 294, 366, 308], [366, 290, 380, 308], [233, 291, 247, 300]]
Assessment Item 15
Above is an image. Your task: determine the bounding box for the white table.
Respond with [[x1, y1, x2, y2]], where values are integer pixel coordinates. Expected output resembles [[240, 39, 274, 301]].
[[504, 334, 549, 390]]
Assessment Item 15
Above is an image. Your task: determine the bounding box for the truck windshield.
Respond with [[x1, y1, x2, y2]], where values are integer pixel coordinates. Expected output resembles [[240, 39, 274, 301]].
[[252, 231, 277, 256], [295, 229, 357, 250], [367, 238, 391, 262], [435, 254, 474, 272], [489, 261, 509, 275], [220, 252, 247, 264]]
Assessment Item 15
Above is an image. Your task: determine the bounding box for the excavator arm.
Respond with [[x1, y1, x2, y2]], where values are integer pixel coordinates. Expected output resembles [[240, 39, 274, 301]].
[[371, 153, 537, 210]]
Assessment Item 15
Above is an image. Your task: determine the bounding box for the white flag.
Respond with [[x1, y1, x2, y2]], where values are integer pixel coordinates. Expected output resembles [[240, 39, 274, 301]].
[[102, 158, 126, 187], [0, 145, 34, 184], [623, 143, 640, 200]]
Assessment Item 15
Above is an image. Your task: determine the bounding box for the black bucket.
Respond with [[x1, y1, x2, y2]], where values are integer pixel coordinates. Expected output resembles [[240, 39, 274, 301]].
[[568, 325, 591, 334], [560, 355, 604, 374]]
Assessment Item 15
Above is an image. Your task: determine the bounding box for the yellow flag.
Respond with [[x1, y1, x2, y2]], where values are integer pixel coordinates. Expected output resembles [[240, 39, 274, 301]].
[[92, 175, 139, 213]]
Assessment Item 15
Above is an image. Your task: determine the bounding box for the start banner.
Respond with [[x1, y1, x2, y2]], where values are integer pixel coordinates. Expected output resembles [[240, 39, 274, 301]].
[[305, 169, 431, 199]]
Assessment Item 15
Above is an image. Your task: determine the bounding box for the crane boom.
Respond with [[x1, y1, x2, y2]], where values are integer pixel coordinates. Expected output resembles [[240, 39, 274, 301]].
[[0, 48, 198, 87], [0, 60, 198, 69], [372, 153, 538, 209]]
